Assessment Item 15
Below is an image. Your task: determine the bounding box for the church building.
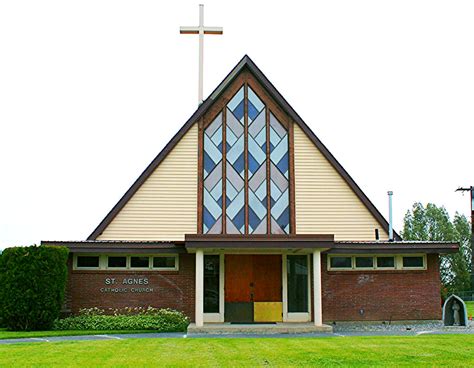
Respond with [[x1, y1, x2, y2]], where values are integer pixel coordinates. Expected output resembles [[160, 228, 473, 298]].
[[43, 56, 458, 331]]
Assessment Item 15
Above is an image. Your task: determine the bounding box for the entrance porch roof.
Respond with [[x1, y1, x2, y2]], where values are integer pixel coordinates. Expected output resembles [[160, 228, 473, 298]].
[[184, 234, 335, 250]]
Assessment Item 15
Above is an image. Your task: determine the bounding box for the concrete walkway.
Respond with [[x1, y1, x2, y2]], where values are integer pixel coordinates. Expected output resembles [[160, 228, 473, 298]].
[[1, 329, 474, 345]]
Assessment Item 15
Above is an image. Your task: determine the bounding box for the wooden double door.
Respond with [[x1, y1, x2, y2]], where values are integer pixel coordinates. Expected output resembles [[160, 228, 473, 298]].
[[225, 255, 282, 323]]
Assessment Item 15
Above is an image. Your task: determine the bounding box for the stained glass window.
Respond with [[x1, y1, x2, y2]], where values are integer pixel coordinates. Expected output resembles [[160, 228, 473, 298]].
[[226, 87, 245, 234], [203, 113, 223, 234], [202, 84, 290, 234], [269, 112, 290, 234]]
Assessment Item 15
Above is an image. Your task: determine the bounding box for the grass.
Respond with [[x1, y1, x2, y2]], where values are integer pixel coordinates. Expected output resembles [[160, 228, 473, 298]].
[[466, 301, 474, 317], [0, 328, 158, 340], [0, 335, 473, 367]]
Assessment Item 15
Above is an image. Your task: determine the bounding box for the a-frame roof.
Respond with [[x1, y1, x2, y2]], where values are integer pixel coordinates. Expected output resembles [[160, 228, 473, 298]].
[[88, 55, 401, 241]]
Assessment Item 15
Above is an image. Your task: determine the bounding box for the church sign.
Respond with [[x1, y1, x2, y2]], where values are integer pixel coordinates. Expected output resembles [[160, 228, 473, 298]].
[[100, 277, 154, 293]]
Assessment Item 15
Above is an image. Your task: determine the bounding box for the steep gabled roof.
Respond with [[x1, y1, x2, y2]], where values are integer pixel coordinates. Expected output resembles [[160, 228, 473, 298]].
[[88, 55, 400, 240]]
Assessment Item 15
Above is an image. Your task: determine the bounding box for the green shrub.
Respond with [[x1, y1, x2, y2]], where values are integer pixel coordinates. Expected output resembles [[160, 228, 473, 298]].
[[0, 245, 69, 331], [53, 307, 189, 332]]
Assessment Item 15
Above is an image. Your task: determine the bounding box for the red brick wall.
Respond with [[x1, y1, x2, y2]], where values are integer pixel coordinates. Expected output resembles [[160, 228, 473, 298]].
[[65, 254, 195, 321], [65, 252, 443, 323], [321, 253, 442, 321]]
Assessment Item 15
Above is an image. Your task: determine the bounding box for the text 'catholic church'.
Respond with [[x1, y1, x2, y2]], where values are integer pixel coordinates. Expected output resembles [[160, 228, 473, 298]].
[[43, 56, 458, 332]]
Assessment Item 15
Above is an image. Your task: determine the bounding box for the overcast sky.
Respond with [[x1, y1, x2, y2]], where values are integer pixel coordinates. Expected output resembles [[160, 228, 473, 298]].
[[1, 1, 473, 248]]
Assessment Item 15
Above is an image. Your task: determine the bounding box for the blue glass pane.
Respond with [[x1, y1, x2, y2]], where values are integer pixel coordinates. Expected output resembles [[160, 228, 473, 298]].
[[255, 180, 267, 201], [249, 191, 266, 219], [270, 135, 288, 164], [232, 207, 245, 230], [248, 101, 259, 122], [204, 189, 222, 219], [248, 87, 264, 114], [277, 207, 290, 232], [227, 87, 244, 112], [276, 151, 289, 175], [248, 154, 259, 175], [203, 151, 215, 176], [249, 208, 260, 230], [226, 189, 244, 219], [203, 207, 216, 229], [248, 136, 266, 164], [232, 100, 245, 122], [233, 153, 245, 176], [210, 179, 222, 201], [226, 136, 244, 165]]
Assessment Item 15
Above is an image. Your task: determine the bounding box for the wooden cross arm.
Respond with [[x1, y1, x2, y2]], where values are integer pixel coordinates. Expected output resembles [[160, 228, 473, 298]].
[[180, 26, 223, 35]]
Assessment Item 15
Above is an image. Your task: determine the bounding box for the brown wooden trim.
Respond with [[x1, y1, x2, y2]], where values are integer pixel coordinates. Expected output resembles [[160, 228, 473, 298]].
[[197, 118, 204, 234], [222, 108, 227, 234], [244, 83, 249, 234], [266, 107, 271, 234], [288, 119, 296, 234]]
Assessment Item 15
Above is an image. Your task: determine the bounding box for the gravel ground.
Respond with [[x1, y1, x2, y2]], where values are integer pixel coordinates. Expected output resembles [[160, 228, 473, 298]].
[[333, 320, 474, 332]]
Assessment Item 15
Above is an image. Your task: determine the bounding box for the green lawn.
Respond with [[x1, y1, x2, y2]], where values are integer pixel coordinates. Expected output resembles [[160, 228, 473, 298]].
[[1, 335, 473, 367], [0, 328, 158, 340], [466, 301, 474, 317]]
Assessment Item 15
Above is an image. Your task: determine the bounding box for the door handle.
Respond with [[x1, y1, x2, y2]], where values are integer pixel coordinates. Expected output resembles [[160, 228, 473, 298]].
[[250, 292, 254, 302]]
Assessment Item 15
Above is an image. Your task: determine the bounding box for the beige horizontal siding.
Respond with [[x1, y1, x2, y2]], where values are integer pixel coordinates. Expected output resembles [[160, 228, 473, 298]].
[[294, 124, 388, 241], [98, 125, 198, 241]]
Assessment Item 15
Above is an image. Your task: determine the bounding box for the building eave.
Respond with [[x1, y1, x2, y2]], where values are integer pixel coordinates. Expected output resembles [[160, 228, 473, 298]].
[[326, 241, 459, 254], [41, 240, 186, 254]]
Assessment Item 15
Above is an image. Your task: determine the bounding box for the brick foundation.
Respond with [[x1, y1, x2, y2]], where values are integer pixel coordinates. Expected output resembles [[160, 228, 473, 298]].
[[321, 253, 442, 321]]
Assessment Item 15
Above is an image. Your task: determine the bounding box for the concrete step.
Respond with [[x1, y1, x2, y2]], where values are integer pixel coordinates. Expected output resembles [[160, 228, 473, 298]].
[[187, 322, 333, 334]]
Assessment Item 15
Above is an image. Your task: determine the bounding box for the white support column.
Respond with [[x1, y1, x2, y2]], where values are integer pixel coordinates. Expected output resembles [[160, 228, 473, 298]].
[[195, 250, 204, 327], [313, 250, 323, 326]]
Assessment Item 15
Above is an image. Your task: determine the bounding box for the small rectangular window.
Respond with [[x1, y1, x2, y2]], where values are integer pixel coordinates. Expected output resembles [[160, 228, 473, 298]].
[[377, 256, 395, 268], [355, 257, 373, 268], [77, 256, 99, 268], [330, 256, 352, 269], [108, 256, 127, 268], [153, 256, 176, 269], [403, 256, 424, 268], [130, 256, 149, 268]]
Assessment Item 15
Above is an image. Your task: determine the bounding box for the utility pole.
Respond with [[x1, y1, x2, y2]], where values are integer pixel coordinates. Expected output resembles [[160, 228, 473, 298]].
[[455, 186, 474, 288]]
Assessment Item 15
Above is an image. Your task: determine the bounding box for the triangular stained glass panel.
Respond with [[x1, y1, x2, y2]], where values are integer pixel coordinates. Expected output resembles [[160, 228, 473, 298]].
[[227, 86, 244, 112], [248, 87, 264, 113]]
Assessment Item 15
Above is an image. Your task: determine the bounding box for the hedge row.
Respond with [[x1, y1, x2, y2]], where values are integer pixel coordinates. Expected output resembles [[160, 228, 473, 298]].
[[53, 307, 189, 332], [0, 245, 69, 331]]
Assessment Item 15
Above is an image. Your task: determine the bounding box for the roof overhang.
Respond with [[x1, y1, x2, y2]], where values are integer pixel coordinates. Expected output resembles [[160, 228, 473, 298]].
[[185, 234, 335, 252], [327, 241, 459, 254], [41, 240, 186, 254]]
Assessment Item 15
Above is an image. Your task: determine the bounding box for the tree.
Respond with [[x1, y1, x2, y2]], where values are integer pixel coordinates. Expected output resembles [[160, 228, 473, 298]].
[[402, 202, 472, 297]]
